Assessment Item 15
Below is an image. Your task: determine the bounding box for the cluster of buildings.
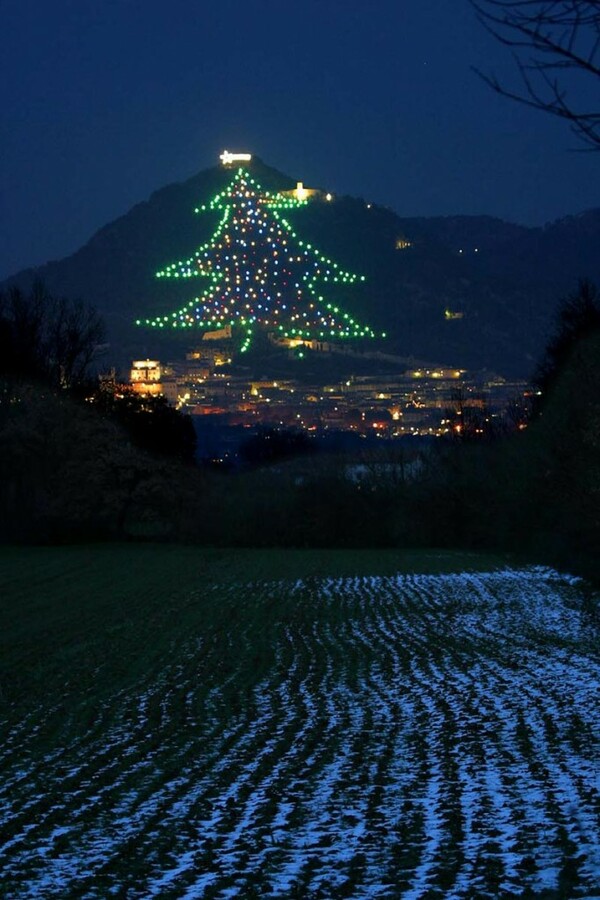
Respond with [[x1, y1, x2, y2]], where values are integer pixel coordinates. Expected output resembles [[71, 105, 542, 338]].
[[127, 147, 525, 448], [128, 340, 528, 443]]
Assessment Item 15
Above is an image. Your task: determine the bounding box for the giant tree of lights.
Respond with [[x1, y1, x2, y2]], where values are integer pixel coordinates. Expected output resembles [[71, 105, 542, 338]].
[[137, 167, 377, 352]]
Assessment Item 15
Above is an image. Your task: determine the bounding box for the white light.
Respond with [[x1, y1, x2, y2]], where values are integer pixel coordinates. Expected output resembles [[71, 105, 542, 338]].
[[220, 150, 252, 165]]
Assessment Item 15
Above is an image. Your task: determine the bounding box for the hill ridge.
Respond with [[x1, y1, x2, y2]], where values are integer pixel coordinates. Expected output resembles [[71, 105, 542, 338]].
[[2, 158, 599, 377]]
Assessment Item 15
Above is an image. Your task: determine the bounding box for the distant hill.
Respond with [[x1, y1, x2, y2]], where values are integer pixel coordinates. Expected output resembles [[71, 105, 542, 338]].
[[3, 156, 599, 378]]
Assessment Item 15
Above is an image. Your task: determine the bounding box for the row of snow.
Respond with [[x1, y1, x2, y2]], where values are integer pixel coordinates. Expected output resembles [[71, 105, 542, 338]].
[[0, 567, 598, 898]]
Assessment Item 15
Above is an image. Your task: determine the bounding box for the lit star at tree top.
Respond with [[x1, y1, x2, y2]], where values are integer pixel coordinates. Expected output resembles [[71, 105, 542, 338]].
[[137, 166, 376, 352]]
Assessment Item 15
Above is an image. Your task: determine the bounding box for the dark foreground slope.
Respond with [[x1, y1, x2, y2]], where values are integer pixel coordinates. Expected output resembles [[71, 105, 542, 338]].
[[3, 157, 600, 376], [1, 545, 598, 897]]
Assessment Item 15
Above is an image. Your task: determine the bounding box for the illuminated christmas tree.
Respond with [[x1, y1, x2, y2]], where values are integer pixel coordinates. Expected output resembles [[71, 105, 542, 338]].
[[137, 166, 376, 352]]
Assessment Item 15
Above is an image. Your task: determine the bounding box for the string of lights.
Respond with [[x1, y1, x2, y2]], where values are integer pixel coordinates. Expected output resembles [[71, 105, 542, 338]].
[[137, 168, 376, 352]]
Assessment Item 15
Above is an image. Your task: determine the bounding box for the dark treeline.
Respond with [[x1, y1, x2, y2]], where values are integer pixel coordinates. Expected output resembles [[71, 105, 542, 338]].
[[0, 283, 198, 541], [1, 281, 599, 582], [0, 281, 104, 390]]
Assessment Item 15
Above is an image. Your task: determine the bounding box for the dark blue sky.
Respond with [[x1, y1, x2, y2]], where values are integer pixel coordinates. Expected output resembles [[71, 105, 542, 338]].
[[1, 0, 598, 279]]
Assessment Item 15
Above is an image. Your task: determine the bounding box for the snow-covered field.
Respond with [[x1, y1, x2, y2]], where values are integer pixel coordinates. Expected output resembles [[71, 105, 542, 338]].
[[1, 566, 599, 898]]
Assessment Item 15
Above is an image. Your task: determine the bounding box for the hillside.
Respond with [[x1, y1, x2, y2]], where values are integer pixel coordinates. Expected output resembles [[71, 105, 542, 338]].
[[3, 157, 599, 377]]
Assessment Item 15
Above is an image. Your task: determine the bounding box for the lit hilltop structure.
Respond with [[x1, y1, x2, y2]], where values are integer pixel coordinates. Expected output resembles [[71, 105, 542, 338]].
[[137, 150, 376, 352]]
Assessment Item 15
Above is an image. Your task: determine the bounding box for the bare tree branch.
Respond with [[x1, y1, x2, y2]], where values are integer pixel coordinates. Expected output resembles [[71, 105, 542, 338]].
[[471, 1, 600, 148], [0, 281, 105, 389]]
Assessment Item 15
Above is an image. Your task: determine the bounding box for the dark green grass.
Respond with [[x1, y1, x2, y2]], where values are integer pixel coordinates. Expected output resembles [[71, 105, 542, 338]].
[[0, 544, 511, 717], [1, 544, 597, 898]]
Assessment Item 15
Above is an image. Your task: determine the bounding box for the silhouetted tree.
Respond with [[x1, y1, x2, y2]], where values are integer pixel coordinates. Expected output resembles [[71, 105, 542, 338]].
[[471, 1, 600, 149], [0, 384, 203, 542], [0, 281, 104, 388], [522, 326, 600, 577], [533, 279, 600, 409], [445, 387, 493, 440], [92, 384, 197, 464]]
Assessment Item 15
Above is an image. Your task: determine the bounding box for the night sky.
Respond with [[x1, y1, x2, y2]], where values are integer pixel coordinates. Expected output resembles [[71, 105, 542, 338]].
[[2, 0, 598, 280]]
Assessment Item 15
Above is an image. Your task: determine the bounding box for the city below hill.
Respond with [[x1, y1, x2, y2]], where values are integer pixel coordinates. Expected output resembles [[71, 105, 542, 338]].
[[3, 156, 600, 379]]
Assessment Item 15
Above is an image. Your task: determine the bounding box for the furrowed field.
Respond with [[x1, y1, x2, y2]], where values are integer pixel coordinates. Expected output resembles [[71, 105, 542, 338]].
[[0, 546, 598, 899]]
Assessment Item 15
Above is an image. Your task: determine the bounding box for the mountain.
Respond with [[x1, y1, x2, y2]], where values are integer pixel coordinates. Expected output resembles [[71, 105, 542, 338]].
[[3, 156, 599, 378]]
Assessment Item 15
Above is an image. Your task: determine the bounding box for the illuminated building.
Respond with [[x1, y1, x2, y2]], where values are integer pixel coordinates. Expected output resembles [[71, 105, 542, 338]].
[[130, 359, 162, 396]]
